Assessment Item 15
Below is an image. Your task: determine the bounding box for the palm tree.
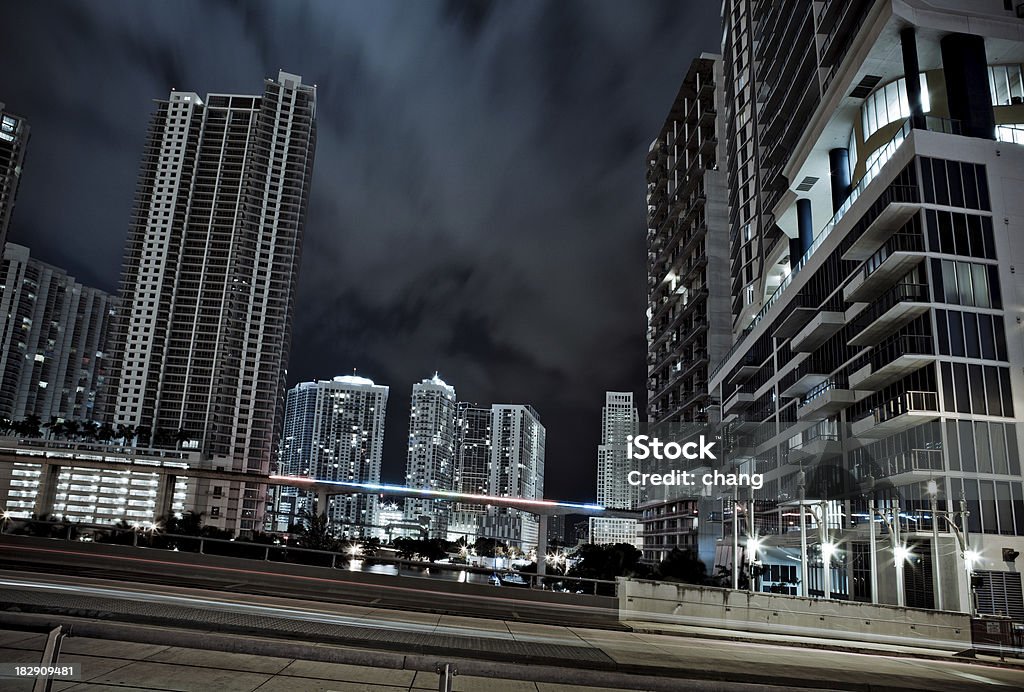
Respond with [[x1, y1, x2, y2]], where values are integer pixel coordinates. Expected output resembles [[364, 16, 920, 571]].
[[63, 420, 81, 441], [135, 425, 151, 447], [96, 423, 116, 443], [80, 421, 99, 443], [20, 414, 42, 438], [0, 417, 13, 436], [114, 424, 135, 446], [295, 510, 337, 552], [174, 428, 192, 450]]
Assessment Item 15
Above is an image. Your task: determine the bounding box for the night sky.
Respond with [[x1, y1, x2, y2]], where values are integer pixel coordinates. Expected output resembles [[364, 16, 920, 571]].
[[0, 1, 721, 502]]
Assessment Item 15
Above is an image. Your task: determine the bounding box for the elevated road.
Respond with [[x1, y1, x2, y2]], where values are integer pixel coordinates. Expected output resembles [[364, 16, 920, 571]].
[[2, 569, 1023, 690]]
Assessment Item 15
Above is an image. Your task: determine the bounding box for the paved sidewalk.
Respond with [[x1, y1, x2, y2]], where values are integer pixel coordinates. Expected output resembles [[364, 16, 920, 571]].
[[0, 628, 636, 692]]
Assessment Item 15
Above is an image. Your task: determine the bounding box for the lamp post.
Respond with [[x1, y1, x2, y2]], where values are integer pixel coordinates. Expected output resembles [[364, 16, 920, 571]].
[[746, 535, 761, 593], [797, 470, 808, 598], [731, 484, 740, 590], [926, 480, 944, 610]]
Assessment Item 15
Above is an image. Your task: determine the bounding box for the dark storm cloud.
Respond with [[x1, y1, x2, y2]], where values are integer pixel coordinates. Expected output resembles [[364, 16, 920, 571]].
[[0, 0, 721, 500]]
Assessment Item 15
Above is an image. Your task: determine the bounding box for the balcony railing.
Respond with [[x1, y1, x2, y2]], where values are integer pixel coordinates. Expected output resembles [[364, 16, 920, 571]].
[[872, 390, 938, 426], [711, 117, 957, 382]]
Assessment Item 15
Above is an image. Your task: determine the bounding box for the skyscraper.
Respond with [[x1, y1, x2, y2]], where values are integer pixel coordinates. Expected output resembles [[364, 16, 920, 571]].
[[483, 404, 545, 549], [274, 375, 388, 537], [709, 1, 1024, 614], [403, 374, 458, 538], [590, 391, 641, 547], [448, 402, 492, 541], [0, 243, 114, 423], [0, 103, 28, 253], [646, 54, 731, 425], [106, 71, 317, 532]]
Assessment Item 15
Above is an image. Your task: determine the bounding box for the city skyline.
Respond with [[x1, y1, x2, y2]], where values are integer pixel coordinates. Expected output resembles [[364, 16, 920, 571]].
[[0, 0, 721, 503]]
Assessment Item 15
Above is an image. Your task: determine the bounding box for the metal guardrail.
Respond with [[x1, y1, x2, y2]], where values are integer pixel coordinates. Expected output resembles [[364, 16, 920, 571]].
[[0, 520, 620, 596]]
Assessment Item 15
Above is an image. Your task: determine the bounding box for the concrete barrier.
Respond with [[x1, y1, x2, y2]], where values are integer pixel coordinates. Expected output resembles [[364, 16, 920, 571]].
[[618, 578, 972, 651]]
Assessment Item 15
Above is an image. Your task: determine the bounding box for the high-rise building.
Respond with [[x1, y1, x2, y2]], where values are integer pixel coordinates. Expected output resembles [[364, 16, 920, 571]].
[[0, 243, 114, 423], [106, 71, 317, 532], [708, 0, 1024, 615], [273, 375, 388, 537], [403, 374, 458, 538], [590, 391, 641, 547], [483, 404, 545, 549], [0, 103, 29, 253], [646, 54, 731, 425], [448, 402, 492, 541]]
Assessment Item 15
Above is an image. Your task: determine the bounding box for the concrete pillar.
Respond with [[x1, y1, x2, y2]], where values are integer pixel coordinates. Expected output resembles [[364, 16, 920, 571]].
[[154, 474, 177, 522], [537, 514, 549, 578], [900, 28, 925, 130], [33, 463, 61, 518], [941, 33, 995, 140], [796, 198, 813, 261], [828, 149, 851, 212]]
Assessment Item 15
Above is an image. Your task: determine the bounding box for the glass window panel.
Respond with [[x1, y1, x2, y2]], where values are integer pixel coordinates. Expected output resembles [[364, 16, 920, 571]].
[[976, 164, 990, 211], [963, 166, 979, 210], [965, 213, 981, 256], [999, 369, 1014, 418], [921, 157, 934, 203], [987, 267, 1000, 309], [933, 160, 949, 206], [976, 421, 993, 473], [946, 419, 960, 471], [997, 482, 1012, 535], [948, 162, 964, 207], [972, 264, 990, 308], [949, 311, 965, 357], [954, 364, 971, 414], [965, 478, 981, 533], [979, 313, 995, 360], [992, 423, 1009, 475], [989, 67, 999, 105], [959, 419, 976, 471], [919, 73, 931, 112], [941, 361, 956, 414], [886, 82, 902, 124], [936, 309, 950, 355], [980, 481, 997, 534], [1009, 426, 1021, 476], [981, 216, 995, 259], [941, 260, 958, 304], [964, 312, 980, 358], [994, 318, 1007, 361], [956, 262, 974, 306], [899, 79, 910, 117], [970, 364, 986, 414], [925, 209, 938, 251], [1012, 482, 1024, 536], [938, 211, 954, 252]]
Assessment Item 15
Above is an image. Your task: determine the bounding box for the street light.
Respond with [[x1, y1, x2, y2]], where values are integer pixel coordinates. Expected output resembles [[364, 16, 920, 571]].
[[894, 544, 912, 563], [746, 536, 761, 592]]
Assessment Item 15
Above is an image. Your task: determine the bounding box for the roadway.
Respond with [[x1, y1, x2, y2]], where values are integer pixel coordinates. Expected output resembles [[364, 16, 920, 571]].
[[0, 535, 620, 628], [2, 569, 1023, 690]]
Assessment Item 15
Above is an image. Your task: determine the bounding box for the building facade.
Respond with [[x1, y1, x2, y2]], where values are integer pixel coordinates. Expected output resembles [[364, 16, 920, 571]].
[[589, 391, 642, 547], [646, 54, 731, 425], [0, 243, 114, 423], [403, 374, 458, 538], [448, 402, 492, 541], [483, 404, 545, 549], [708, 0, 1024, 616], [273, 375, 388, 537], [0, 103, 28, 253], [105, 71, 317, 532]]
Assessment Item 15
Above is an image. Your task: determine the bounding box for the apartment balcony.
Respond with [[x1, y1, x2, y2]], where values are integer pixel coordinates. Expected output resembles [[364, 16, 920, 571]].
[[796, 380, 856, 421], [851, 391, 939, 439], [790, 310, 845, 352], [727, 352, 761, 385], [723, 386, 756, 415], [841, 185, 922, 261], [847, 283, 929, 347], [853, 449, 944, 488], [780, 370, 830, 398], [772, 294, 818, 339], [848, 335, 935, 392], [843, 233, 925, 303], [788, 433, 842, 462]]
